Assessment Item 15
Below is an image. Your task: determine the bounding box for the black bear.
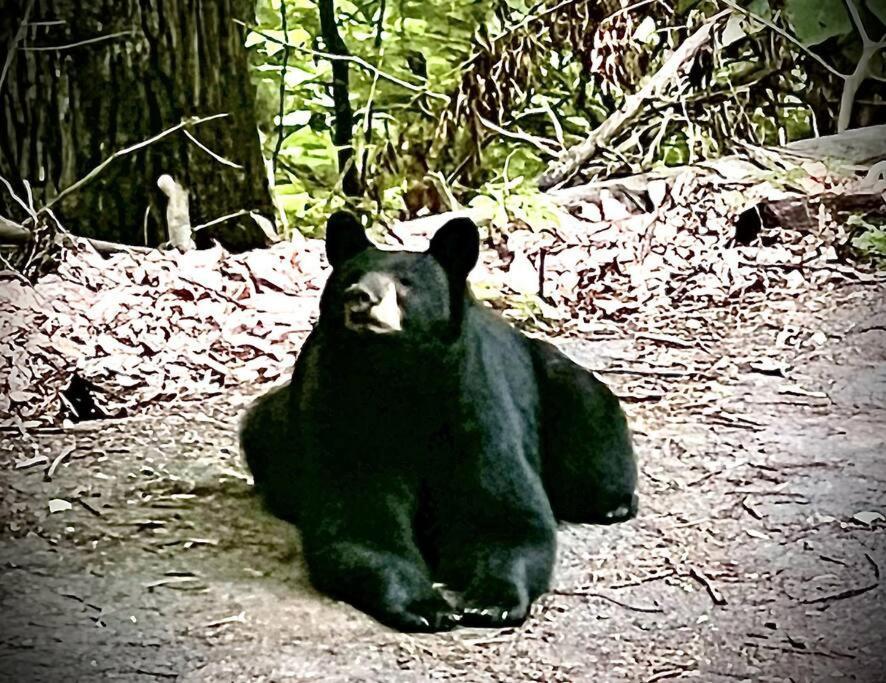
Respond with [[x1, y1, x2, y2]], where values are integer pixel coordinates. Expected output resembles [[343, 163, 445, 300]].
[[240, 211, 637, 632]]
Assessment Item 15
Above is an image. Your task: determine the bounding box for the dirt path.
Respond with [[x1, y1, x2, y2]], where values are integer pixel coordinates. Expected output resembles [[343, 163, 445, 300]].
[[1, 282, 884, 682]]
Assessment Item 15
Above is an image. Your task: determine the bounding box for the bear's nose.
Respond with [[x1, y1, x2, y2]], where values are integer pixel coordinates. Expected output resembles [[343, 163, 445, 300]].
[[344, 283, 378, 308]]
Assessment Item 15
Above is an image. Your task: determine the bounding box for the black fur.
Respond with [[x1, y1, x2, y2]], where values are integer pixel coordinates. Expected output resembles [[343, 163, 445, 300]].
[[240, 212, 637, 631]]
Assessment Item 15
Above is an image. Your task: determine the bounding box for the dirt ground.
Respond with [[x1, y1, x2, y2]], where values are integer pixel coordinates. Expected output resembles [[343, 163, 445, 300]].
[[1, 279, 885, 682]]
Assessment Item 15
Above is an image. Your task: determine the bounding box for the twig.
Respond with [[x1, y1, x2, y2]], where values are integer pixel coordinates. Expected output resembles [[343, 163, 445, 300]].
[[14, 454, 49, 469], [478, 115, 560, 156], [646, 668, 692, 683], [635, 332, 694, 348], [183, 130, 242, 169], [44, 444, 76, 481], [0, 0, 35, 94], [552, 589, 665, 613], [56, 232, 153, 255], [801, 581, 878, 605], [595, 365, 696, 378], [611, 569, 676, 589], [192, 209, 250, 232], [0, 175, 37, 218], [717, 0, 847, 79], [75, 498, 102, 517], [44, 113, 229, 210], [865, 552, 880, 580], [837, 0, 886, 131], [688, 566, 727, 605], [197, 612, 246, 630], [20, 30, 133, 52]]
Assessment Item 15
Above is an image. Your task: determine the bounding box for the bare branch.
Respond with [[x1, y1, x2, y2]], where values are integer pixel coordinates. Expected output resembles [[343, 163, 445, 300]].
[[183, 130, 243, 169], [20, 30, 133, 52], [843, 0, 871, 45], [717, 0, 848, 79], [0, 0, 35, 94], [44, 113, 229, 211]]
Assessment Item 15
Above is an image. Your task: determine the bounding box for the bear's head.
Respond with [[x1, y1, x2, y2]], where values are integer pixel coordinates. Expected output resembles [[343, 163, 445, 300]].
[[319, 211, 479, 340]]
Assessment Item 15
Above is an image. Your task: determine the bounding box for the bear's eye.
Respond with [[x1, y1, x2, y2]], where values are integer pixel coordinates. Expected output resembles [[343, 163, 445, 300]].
[[398, 277, 413, 288]]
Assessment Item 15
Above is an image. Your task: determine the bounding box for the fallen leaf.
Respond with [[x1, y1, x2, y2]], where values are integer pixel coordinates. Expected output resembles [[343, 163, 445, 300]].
[[48, 499, 73, 514], [852, 510, 884, 525]]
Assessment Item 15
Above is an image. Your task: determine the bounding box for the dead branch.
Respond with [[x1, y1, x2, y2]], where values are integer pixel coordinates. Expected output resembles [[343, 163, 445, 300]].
[[0, 213, 151, 255], [537, 10, 730, 190], [801, 555, 879, 606], [755, 190, 886, 233]]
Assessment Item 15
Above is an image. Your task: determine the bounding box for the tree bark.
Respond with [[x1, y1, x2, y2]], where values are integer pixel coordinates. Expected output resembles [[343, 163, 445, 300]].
[[318, 0, 362, 198], [0, 0, 275, 251]]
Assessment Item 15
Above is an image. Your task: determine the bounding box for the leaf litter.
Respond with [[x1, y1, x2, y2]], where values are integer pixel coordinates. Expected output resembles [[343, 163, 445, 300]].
[[0, 160, 883, 431]]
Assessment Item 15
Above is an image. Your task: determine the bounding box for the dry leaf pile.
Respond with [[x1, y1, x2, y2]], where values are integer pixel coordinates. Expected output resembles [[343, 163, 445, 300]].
[[1, 161, 882, 428], [0, 236, 326, 428], [479, 163, 883, 330]]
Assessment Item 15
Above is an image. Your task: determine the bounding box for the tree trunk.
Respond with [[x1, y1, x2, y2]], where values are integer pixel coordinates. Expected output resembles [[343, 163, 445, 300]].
[[0, 0, 275, 251]]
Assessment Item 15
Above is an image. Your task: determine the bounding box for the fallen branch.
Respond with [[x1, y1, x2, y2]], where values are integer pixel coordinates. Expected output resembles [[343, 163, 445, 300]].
[[0, 214, 152, 255], [537, 10, 730, 190]]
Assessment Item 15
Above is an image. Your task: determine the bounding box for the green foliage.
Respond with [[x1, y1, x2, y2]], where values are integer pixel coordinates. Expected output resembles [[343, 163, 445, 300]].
[[245, 0, 876, 236], [784, 0, 851, 46], [849, 214, 886, 264]]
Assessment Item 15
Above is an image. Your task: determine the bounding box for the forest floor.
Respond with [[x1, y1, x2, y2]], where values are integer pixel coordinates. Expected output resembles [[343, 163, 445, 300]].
[[1, 272, 884, 682]]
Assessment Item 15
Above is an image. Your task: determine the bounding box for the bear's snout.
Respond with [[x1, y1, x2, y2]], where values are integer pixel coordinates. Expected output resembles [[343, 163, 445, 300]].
[[344, 273, 402, 334]]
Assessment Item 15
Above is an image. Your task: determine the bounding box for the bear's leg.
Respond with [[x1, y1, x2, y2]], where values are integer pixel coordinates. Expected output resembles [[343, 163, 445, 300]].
[[457, 530, 555, 627], [438, 448, 557, 627], [300, 495, 460, 633], [306, 541, 457, 632], [530, 340, 638, 524], [239, 383, 300, 523]]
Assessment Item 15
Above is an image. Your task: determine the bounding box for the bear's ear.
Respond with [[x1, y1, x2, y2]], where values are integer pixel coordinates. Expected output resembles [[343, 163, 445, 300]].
[[428, 217, 479, 281], [326, 211, 371, 268]]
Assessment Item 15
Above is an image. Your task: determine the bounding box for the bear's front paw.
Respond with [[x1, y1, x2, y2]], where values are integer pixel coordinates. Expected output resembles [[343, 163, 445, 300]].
[[385, 594, 460, 633], [460, 601, 528, 628], [603, 493, 639, 524], [460, 581, 529, 628]]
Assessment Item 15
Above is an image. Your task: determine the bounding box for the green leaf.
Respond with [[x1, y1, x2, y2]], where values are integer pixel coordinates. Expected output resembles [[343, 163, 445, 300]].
[[867, 0, 886, 25], [748, 0, 772, 19], [784, 0, 851, 46]]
